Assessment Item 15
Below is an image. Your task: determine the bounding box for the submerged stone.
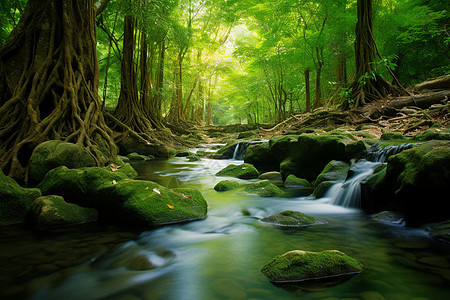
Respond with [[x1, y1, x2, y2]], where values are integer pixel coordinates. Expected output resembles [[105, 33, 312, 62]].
[[214, 180, 240, 191], [26, 195, 98, 229], [215, 163, 259, 179], [127, 152, 153, 161], [424, 220, 450, 243], [0, 170, 42, 226], [28, 140, 96, 184], [260, 250, 363, 283], [260, 210, 326, 227]]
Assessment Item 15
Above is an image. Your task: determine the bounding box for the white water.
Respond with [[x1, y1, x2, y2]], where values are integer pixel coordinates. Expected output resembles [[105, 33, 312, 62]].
[[328, 143, 419, 208]]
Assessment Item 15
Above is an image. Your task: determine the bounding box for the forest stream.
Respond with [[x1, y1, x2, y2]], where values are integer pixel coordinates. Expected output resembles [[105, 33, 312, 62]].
[[1, 144, 450, 300]]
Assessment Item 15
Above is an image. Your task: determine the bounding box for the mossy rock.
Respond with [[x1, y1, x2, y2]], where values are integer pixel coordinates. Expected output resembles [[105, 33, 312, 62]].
[[243, 143, 279, 172], [260, 210, 326, 227], [385, 140, 450, 226], [127, 152, 153, 161], [314, 160, 350, 187], [313, 181, 337, 198], [28, 140, 96, 184], [279, 134, 366, 181], [187, 154, 201, 162], [214, 180, 240, 191], [37, 164, 138, 207], [284, 175, 312, 188], [96, 181, 207, 226], [216, 163, 259, 179], [175, 150, 193, 157], [26, 195, 98, 230], [0, 170, 42, 226], [245, 180, 284, 197], [259, 171, 282, 181], [372, 211, 404, 224], [381, 130, 406, 140], [237, 131, 256, 139], [260, 250, 363, 283], [413, 128, 450, 141]]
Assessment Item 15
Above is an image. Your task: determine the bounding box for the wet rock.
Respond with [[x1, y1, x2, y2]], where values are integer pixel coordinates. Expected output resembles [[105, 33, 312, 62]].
[[384, 140, 450, 226], [313, 181, 336, 198], [243, 143, 279, 171], [174, 150, 193, 157], [260, 210, 326, 227], [314, 160, 350, 187], [26, 195, 98, 230], [245, 180, 284, 197], [259, 171, 282, 181], [423, 220, 450, 243], [372, 211, 404, 224], [126, 152, 153, 161], [0, 170, 42, 226], [414, 128, 450, 141], [260, 250, 363, 283], [28, 140, 96, 184], [216, 163, 259, 179], [284, 175, 312, 188], [214, 180, 240, 191]]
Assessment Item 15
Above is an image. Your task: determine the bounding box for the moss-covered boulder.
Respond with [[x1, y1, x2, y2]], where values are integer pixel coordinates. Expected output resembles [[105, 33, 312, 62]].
[[215, 163, 259, 179], [37, 165, 207, 226], [127, 152, 153, 161], [243, 143, 279, 171], [28, 140, 96, 184], [312, 160, 350, 198], [0, 170, 42, 226], [284, 175, 312, 188], [245, 180, 284, 197], [260, 250, 363, 283], [214, 180, 240, 191], [261, 210, 326, 227], [279, 134, 366, 181], [259, 171, 282, 181], [26, 195, 98, 230], [37, 164, 138, 206], [385, 140, 450, 226], [381, 130, 406, 140], [414, 128, 450, 141], [96, 181, 207, 226], [116, 135, 169, 158]]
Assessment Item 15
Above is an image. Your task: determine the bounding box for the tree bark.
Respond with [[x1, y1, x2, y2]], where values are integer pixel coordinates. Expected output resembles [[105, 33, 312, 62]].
[[0, 0, 116, 181], [305, 69, 311, 113]]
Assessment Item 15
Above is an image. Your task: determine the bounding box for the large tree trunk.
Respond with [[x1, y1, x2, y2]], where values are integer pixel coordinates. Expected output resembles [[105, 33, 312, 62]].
[[347, 0, 401, 108], [0, 0, 116, 181]]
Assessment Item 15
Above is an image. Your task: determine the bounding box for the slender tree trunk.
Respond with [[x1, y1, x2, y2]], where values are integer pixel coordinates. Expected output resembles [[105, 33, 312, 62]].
[[0, 0, 116, 181], [305, 69, 311, 113]]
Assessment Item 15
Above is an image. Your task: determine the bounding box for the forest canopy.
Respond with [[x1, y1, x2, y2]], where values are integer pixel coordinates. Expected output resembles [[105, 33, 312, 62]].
[[1, 0, 448, 126]]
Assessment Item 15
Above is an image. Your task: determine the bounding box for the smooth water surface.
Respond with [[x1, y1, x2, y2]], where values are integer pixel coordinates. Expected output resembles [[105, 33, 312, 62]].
[[1, 156, 450, 300]]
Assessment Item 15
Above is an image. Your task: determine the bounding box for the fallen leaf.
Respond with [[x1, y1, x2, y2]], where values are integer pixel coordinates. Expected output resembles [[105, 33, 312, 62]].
[[109, 163, 122, 171], [179, 193, 192, 199], [112, 180, 117, 185], [167, 204, 175, 209], [153, 188, 161, 195], [125, 179, 134, 181], [145, 187, 149, 190]]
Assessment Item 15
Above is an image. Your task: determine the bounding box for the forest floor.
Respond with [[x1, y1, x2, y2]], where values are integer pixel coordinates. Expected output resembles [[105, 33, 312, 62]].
[[192, 82, 450, 145]]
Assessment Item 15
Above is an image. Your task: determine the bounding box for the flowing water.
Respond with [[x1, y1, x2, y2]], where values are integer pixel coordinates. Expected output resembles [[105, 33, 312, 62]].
[[1, 147, 450, 300]]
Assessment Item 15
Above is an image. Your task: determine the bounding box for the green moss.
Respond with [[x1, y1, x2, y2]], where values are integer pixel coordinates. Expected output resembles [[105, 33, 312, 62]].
[[215, 163, 259, 179], [243, 143, 279, 171], [260, 250, 363, 283], [381, 130, 406, 140], [245, 180, 284, 197], [260, 210, 325, 227], [97, 181, 208, 226], [26, 195, 98, 229], [313, 181, 336, 198], [314, 160, 350, 186], [28, 140, 96, 184], [284, 175, 312, 188], [127, 152, 152, 161], [414, 128, 450, 141], [214, 180, 240, 191], [0, 170, 42, 226]]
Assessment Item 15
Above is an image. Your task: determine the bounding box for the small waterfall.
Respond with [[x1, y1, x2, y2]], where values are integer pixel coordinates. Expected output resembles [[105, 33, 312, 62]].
[[328, 143, 419, 208], [232, 143, 240, 160], [232, 140, 268, 160]]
